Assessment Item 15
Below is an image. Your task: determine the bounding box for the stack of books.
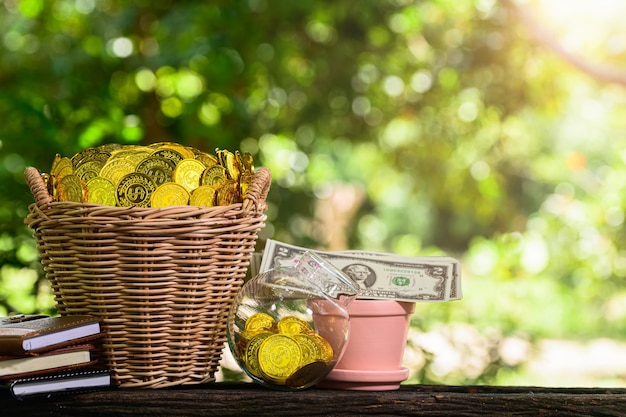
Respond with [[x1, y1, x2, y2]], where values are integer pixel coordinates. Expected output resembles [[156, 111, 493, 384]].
[[0, 314, 111, 398]]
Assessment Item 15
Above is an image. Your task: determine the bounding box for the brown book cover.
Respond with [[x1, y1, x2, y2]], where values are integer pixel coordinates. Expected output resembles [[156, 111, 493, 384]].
[[0, 344, 97, 380], [0, 315, 102, 355]]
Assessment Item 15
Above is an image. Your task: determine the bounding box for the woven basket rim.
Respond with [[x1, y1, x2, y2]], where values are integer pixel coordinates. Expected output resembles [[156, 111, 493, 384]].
[[24, 165, 272, 217]]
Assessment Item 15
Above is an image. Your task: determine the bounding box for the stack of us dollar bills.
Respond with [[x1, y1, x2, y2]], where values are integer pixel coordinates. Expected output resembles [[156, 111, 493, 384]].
[[250, 239, 462, 303]]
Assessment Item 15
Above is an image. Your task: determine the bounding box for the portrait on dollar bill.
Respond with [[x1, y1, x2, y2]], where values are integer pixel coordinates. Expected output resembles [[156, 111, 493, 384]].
[[342, 263, 377, 288]]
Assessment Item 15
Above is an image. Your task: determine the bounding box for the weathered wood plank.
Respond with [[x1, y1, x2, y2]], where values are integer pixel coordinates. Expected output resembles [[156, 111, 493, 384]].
[[2, 383, 626, 416]]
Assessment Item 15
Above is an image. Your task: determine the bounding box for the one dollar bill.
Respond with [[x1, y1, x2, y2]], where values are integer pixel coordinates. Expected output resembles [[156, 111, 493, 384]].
[[257, 239, 462, 302]]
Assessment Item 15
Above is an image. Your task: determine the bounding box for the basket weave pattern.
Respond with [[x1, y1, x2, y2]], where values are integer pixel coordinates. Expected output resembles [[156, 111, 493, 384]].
[[24, 166, 271, 388]]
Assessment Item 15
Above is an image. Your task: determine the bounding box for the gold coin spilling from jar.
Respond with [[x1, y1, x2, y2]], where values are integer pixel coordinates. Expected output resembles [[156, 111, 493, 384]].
[[44, 142, 256, 208], [236, 313, 334, 388]]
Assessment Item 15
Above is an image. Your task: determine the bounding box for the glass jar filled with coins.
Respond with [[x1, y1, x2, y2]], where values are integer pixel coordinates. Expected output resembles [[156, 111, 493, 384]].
[[43, 142, 256, 208], [227, 252, 361, 390]]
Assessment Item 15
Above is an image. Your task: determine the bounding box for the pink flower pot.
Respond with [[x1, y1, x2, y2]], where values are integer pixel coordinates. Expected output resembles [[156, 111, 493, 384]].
[[316, 299, 415, 391]]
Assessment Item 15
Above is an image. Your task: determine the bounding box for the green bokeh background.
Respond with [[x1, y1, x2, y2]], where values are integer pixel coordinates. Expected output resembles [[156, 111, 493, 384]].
[[2, 0, 626, 386]]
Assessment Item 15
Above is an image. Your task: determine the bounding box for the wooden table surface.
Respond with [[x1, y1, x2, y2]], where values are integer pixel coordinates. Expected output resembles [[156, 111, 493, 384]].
[[2, 382, 625, 416]]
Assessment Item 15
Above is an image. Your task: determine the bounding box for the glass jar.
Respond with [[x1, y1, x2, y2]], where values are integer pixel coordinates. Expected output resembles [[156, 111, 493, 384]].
[[227, 251, 360, 390]]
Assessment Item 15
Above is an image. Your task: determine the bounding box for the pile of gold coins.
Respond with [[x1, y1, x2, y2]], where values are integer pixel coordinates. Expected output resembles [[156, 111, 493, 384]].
[[236, 313, 334, 389], [44, 142, 255, 208]]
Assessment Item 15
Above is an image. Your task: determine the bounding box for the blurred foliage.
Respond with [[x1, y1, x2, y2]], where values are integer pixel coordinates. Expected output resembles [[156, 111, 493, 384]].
[[2, 0, 626, 385]]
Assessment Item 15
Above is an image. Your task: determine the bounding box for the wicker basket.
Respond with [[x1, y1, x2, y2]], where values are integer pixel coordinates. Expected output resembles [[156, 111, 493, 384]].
[[23, 165, 271, 388]]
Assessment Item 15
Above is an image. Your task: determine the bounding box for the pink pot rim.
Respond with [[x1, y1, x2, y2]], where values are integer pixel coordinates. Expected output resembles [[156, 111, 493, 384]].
[[348, 299, 416, 316]]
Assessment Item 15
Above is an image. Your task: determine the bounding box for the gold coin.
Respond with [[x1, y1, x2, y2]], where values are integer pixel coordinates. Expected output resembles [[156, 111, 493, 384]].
[[222, 150, 240, 181], [216, 179, 240, 205], [97, 143, 123, 153], [244, 332, 272, 378], [235, 150, 244, 170], [150, 142, 196, 159], [148, 141, 171, 148], [109, 147, 152, 165], [57, 174, 86, 202], [50, 153, 60, 175], [245, 313, 277, 333], [41, 173, 52, 193], [292, 334, 323, 366], [201, 164, 227, 188], [70, 147, 94, 168], [195, 151, 218, 166], [240, 329, 262, 343], [86, 176, 117, 206], [189, 185, 216, 207], [285, 361, 330, 389], [74, 160, 105, 182], [99, 158, 137, 186], [277, 316, 313, 335], [239, 170, 253, 199], [51, 156, 73, 180], [151, 148, 185, 166], [43, 173, 57, 200], [242, 152, 254, 173], [258, 334, 302, 382], [178, 145, 197, 160], [150, 182, 190, 208], [308, 333, 334, 363], [173, 158, 205, 192], [116, 172, 157, 207], [215, 148, 226, 166], [125, 149, 153, 165], [135, 156, 175, 186], [71, 148, 111, 169]]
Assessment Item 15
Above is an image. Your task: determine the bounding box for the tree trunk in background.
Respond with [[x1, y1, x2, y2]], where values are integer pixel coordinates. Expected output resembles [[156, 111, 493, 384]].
[[314, 182, 364, 251]]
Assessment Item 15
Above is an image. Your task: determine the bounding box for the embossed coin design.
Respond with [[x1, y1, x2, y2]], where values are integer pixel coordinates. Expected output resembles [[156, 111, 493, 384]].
[[57, 174, 86, 202], [292, 334, 323, 366], [151, 142, 196, 159], [151, 148, 184, 166], [217, 180, 239, 205], [245, 313, 277, 333], [109, 148, 152, 166], [244, 333, 272, 378], [74, 160, 105, 182], [51, 156, 73, 181], [258, 334, 302, 382], [189, 185, 216, 207], [86, 177, 117, 206], [201, 165, 227, 187], [72, 148, 111, 169], [173, 158, 206, 192], [100, 158, 137, 187], [136, 156, 175, 186], [116, 172, 157, 207], [277, 316, 313, 335], [195, 152, 218, 166], [151, 182, 190, 208], [308, 333, 334, 362]]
